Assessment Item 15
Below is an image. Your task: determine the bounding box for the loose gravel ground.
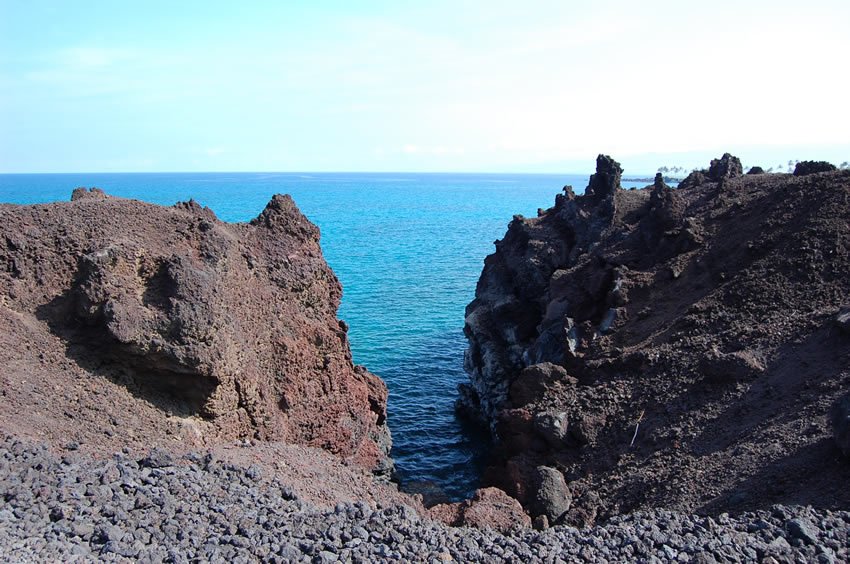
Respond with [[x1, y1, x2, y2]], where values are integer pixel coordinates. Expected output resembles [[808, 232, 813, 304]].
[[1, 437, 847, 563]]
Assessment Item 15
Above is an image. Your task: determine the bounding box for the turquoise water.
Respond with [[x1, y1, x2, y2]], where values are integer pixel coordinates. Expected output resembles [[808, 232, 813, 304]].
[[0, 172, 648, 499]]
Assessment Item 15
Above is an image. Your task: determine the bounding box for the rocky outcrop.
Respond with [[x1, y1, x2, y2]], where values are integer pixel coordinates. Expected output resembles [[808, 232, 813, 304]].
[[462, 155, 850, 523], [0, 190, 391, 474], [707, 152, 743, 180], [794, 160, 837, 176]]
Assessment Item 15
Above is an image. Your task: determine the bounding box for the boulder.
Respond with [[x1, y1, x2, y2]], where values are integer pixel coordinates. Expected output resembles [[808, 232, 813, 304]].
[[532, 466, 571, 523], [429, 487, 531, 533]]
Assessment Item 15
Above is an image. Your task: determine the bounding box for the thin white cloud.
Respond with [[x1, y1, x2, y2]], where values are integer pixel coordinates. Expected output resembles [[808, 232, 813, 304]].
[[58, 47, 133, 68]]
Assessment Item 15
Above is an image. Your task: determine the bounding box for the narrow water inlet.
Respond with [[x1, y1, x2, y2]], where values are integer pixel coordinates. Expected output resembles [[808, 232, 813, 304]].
[[355, 326, 494, 503]]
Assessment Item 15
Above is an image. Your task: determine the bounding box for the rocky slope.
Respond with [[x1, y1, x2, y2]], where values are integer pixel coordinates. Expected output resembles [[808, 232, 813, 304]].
[[0, 189, 391, 474], [461, 154, 850, 526], [3, 436, 847, 562]]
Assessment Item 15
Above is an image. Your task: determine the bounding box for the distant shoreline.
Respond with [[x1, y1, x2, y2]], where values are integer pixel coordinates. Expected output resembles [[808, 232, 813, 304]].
[[622, 175, 683, 184]]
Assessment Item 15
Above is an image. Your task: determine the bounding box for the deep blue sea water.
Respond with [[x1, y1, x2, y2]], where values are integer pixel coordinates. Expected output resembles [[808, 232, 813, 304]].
[[0, 172, 649, 499]]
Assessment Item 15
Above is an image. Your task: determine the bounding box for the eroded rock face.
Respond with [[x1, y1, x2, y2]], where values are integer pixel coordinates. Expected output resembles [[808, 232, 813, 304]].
[[0, 190, 391, 474], [462, 155, 850, 523]]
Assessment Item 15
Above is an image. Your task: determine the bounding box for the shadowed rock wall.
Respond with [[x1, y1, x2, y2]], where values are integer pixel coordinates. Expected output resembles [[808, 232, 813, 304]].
[[462, 156, 850, 524]]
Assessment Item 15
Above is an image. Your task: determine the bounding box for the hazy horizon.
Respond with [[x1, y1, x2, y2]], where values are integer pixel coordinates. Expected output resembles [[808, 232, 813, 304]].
[[2, 1, 848, 174]]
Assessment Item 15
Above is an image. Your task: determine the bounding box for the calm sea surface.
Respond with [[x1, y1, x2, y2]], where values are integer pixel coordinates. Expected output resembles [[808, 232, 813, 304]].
[[0, 172, 648, 499]]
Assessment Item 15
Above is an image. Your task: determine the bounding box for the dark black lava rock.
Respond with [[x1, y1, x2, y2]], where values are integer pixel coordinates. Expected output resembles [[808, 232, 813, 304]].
[[794, 161, 837, 176], [786, 518, 818, 545], [586, 155, 623, 200], [139, 448, 174, 469], [708, 153, 743, 181]]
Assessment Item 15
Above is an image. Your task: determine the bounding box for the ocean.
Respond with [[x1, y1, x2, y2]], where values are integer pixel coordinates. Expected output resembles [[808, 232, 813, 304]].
[[0, 171, 649, 500]]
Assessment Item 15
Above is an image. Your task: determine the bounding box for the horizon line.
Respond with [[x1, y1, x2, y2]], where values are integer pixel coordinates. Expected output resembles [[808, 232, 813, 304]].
[[0, 169, 605, 176]]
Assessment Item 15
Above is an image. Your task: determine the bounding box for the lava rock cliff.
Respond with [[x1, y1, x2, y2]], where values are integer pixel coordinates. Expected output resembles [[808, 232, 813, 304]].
[[0, 189, 391, 474], [461, 155, 850, 525]]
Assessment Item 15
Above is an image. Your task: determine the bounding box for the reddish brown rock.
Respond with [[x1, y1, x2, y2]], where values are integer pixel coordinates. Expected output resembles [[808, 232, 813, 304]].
[[0, 190, 391, 474], [429, 487, 531, 532]]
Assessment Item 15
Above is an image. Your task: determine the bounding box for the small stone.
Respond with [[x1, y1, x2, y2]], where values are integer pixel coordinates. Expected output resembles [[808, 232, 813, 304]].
[[767, 536, 792, 554], [72, 523, 95, 539], [317, 550, 339, 562], [139, 448, 174, 469], [532, 515, 549, 530], [94, 524, 125, 544], [245, 465, 262, 480], [48, 506, 70, 522]]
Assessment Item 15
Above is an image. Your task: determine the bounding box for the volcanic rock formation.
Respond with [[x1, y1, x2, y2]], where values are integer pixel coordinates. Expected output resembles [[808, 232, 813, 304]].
[[0, 189, 392, 475], [461, 155, 850, 525]]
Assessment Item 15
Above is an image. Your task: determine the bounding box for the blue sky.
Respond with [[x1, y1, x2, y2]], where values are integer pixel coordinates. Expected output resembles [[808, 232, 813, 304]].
[[1, 0, 848, 173]]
